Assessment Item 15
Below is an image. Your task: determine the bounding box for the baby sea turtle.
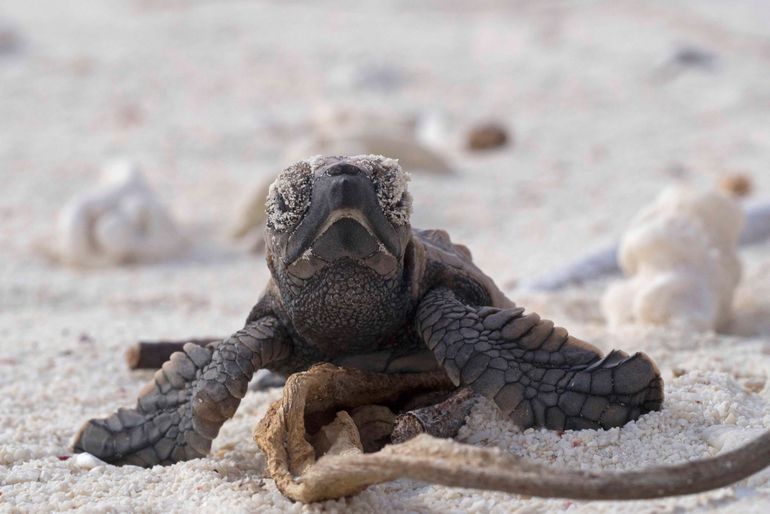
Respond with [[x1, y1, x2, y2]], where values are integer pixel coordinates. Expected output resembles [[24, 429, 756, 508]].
[[74, 155, 663, 466]]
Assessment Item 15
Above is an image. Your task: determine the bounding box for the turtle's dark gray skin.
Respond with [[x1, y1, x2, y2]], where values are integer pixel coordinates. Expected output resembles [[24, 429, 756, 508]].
[[73, 155, 663, 466]]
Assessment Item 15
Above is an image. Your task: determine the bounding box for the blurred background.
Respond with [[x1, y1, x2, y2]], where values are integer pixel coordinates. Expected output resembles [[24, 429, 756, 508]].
[[2, 0, 770, 324], [3, 3, 770, 511]]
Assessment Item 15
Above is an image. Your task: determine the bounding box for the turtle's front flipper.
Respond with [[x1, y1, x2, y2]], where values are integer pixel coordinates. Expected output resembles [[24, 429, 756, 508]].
[[73, 316, 290, 466], [416, 288, 663, 431]]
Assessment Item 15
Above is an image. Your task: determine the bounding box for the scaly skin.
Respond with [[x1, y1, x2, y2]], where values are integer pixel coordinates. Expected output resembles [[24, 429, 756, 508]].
[[74, 317, 289, 465], [416, 288, 662, 430]]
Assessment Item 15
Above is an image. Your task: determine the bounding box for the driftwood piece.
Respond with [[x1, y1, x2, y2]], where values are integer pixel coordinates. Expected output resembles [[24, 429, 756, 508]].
[[253, 364, 455, 500], [253, 364, 770, 504], [391, 387, 476, 443], [125, 338, 217, 369]]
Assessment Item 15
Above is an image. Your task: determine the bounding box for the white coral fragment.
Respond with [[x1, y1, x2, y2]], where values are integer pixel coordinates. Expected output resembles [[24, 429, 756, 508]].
[[602, 187, 744, 331], [54, 160, 186, 266]]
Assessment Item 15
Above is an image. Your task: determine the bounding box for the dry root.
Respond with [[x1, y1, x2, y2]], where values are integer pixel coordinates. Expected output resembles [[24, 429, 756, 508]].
[[253, 363, 770, 504], [125, 338, 217, 369]]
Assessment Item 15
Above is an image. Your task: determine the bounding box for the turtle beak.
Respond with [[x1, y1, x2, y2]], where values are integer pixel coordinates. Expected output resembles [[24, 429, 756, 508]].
[[283, 162, 402, 265]]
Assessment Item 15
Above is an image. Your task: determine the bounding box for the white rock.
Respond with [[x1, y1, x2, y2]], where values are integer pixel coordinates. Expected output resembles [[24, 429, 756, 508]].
[[74, 452, 105, 470], [54, 160, 186, 266], [602, 186, 744, 331]]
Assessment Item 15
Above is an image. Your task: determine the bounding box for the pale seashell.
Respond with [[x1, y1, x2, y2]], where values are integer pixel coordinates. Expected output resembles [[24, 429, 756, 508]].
[[54, 160, 186, 266], [602, 186, 744, 331], [285, 132, 454, 177], [74, 452, 105, 470], [293, 103, 454, 176]]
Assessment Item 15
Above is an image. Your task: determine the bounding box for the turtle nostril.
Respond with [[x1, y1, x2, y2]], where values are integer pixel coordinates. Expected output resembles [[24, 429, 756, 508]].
[[326, 163, 362, 176]]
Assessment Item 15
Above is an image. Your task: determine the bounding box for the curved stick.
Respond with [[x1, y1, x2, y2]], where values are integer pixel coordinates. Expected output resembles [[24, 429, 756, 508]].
[[254, 364, 770, 503], [300, 429, 770, 502]]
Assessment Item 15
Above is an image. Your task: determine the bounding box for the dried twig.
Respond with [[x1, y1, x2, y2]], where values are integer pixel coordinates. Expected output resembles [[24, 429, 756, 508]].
[[294, 429, 770, 502], [392, 387, 476, 443], [124, 338, 217, 369], [254, 364, 770, 503]]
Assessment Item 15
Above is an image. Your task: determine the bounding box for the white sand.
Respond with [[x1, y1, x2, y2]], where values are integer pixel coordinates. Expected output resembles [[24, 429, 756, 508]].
[[2, 1, 770, 512]]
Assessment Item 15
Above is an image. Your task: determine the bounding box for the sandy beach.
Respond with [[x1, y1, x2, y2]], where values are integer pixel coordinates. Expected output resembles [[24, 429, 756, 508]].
[[2, 1, 770, 512]]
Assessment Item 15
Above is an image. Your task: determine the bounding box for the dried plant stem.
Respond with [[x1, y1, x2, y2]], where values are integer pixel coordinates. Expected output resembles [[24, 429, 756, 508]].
[[125, 338, 217, 369], [254, 364, 770, 503], [392, 387, 476, 443], [305, 429, 770, 501]]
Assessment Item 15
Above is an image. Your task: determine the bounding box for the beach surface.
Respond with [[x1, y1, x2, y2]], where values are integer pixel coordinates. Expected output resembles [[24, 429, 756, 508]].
[[2, 1, 770, 512]]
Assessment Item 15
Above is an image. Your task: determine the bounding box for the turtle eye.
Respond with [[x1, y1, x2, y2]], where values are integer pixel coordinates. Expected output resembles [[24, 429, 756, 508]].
[[266, 162, 313, 232], [386, 191, 412, 226], [274, 193, 288, 212], [367, 161, 411, 226]]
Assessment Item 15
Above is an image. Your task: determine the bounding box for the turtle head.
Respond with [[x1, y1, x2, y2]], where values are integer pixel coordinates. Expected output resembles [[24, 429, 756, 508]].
[[264, 155, 413, 289]]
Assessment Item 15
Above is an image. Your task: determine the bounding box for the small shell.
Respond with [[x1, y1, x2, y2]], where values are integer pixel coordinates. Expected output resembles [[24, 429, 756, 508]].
[[286, 104, 454, 176], [74, 452, 105, 470], [466, 122, 509, 151], [719, 173, 753, 198]]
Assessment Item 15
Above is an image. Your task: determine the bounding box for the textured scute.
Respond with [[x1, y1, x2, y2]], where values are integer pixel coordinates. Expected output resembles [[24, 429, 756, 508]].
[[73, 317, 290, 466], [415, 288, 664, 431]]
